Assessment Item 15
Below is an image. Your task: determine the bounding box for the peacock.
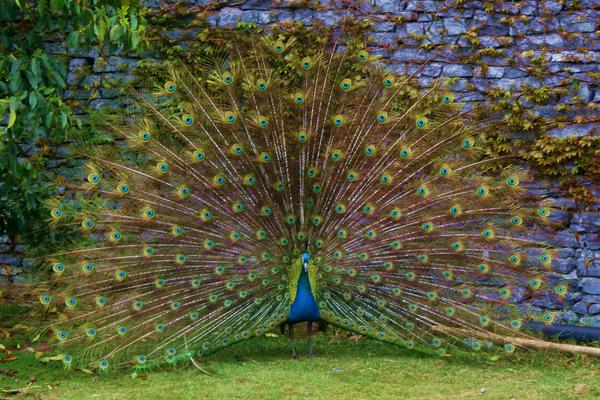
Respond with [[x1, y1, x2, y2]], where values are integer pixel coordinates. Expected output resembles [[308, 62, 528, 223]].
[[38, 30, 565, 372]]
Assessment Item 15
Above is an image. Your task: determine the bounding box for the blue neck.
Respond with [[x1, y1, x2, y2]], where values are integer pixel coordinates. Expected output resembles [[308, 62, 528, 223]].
[[287, 256, 320, 324]]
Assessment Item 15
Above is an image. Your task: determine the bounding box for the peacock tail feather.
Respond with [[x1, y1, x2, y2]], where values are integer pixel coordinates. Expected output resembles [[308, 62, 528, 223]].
[[39, 31, 564, 371]]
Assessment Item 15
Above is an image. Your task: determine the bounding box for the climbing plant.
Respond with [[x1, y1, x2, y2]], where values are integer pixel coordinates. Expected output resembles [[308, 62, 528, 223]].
[[0, 0, 146, 252], [0, 0, 597, 262]]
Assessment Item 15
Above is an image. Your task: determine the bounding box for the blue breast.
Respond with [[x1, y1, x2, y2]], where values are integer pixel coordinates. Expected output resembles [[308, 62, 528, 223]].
[[287, 269, 320, 324]]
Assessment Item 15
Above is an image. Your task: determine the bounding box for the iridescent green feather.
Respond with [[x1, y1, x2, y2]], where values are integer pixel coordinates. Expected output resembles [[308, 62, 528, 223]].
[[39, 29, 564, 372]]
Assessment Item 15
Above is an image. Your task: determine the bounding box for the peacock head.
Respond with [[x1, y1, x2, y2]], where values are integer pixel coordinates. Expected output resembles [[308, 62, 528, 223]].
[[302, 252, 310, 270]]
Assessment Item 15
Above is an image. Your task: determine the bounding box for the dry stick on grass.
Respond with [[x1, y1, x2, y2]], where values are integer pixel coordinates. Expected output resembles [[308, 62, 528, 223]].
[[432, 326, 600, 357]]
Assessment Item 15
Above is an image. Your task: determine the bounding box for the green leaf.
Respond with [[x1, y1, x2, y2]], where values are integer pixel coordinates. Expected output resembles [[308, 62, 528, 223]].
[[94, 19, 106, 42], [50, 0, 64, 13], [131, 32, 141, 50], [60, 111, 68, 129], [28, 91, 38, 109], [37, 0, 47, 14], [8, 108, 16, 128], [0, 101, 7, 117], [66, 31, 80, 49], [30, 57, 41, 77], [45, 110, 54, 128], [110, 24, 123, 42], [130, 13, 138, 30]]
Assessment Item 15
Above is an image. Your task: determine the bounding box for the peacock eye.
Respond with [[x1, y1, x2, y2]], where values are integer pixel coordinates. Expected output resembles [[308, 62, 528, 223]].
[[87, 173, 100, 184], [537, 207, 549, 217], [164, 81, 177, 92], [231, 144, 244, 155], [183, 114, 194, 125], [297, 132, 308, 142], [256, 79, 268, 91], [157, 162, 169, 173], [340, 79, 352, 91], [223, 72, 233, 85], [194, 149, 206, 161], [442, 93, 454, 104], [82, 262, 94, 272], [294, 93, 305, 104], [225, 111, 236, 123], [476, 186, 489, 196], [139, 131, 151, 142], [301, 57, 312, 69]]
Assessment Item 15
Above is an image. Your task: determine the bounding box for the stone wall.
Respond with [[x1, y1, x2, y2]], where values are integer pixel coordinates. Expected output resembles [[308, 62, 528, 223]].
[[2, 0, 599, 325]]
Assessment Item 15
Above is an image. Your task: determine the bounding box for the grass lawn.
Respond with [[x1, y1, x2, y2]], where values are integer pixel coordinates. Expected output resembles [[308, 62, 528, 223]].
[[1, 329, 600, 400]]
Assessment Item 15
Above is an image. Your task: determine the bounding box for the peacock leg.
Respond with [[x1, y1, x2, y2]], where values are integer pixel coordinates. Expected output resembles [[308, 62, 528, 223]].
[[307, 322, 313, 359], [289, 324, 298, 360]]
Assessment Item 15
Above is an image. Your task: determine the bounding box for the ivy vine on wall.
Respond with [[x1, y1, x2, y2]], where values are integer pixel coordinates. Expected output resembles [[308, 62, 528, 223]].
[[0, 0, 146, 252], [0, 0, 598, 260]]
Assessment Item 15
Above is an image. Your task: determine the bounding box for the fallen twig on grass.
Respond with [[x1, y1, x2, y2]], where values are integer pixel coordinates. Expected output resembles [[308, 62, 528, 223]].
[[432, 326, 600, 356]]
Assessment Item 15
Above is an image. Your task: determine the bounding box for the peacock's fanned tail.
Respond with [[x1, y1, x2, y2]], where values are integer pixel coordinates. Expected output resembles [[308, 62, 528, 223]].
[[40, 32, 564, 371]]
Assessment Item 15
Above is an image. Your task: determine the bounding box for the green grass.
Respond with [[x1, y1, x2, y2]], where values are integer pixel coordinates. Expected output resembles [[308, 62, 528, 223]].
[[2, 331, 600, 400]]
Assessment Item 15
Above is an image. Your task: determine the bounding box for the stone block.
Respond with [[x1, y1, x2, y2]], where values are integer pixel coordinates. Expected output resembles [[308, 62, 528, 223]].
[[580, 278, 600, 295], [257, 11, 276, 25], [443, 64, 472, 77], [313, 11, 339, 26], [478, 36, 501, 48], [80, 74, 101, 88], [406, 1, 438, 12], [577, 252, 600, 277], [0, 255, 21, 266], [502, 67, 527, 79], [590, 304, 600, 314], [294, 9, 313, 25], [417, 13, 432, 22], [560, 14, 596, 33], [89, 99, 120, 110], [554, 257, 577, 274], [375, 0, 402, 13], [552, 229, 581, 248], [443, 18, 466, 35], [69, 58, 91, 69], [583, 233, 600, 250], [421, 63, 441, 77], [548, 123, 597, 138], [374, 21, 395, 32], [540, 0, 563, 14], [391, 48, 428, 62], [457, 92, 484, 102], [573, 296, 600, 314], [405, 22, 425, 36], [371, 33, 397, 46], [63, 89, 94, 100], [239, 0, 272, 10], [218, 7, 244, 27], [573, 213, 600, 229]]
